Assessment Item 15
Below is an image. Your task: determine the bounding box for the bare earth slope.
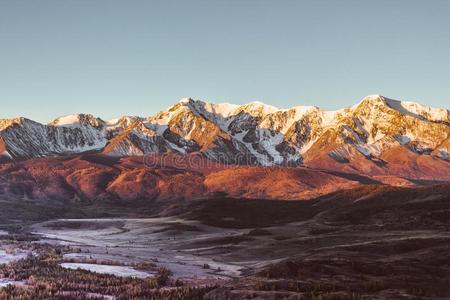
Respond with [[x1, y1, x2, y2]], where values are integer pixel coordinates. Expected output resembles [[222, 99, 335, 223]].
[[0, 154, 371, 202], [0, 152, 447, 203]]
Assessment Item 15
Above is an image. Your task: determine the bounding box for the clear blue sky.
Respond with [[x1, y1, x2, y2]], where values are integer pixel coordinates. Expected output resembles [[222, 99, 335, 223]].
[[1, 0, 449, 122]]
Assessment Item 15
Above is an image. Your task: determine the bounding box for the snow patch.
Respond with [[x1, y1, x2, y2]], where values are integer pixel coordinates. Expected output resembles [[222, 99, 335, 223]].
[[396, 135, 411, 145], [437, 149, 449, 159], [179, 97, 192, 104], [166, 141, 187, 153], [238, 101, 279, 116], [51, 115, 82, 127], [0, 279, 25, 288], [321, 109, 344, 127], [60, 263, 154, 278], [385, 98, 449, 122], [0, 249, 28, 265]]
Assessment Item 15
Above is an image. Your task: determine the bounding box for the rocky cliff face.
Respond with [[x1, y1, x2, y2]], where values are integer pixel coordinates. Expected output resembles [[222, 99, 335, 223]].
[[1, 95, 449, 176]]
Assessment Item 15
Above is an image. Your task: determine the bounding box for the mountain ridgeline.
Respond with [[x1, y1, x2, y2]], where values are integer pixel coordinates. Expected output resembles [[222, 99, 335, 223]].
[[0, 95, 449, 180]]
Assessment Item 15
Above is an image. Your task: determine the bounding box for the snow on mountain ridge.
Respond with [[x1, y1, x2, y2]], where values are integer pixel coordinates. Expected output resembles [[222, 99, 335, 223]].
[[51, 114, 85, 127], [3, 95, 446, 126], [385, 98, 449, 123], [0, 95, 448, 165], [50, 113, 106, 130]]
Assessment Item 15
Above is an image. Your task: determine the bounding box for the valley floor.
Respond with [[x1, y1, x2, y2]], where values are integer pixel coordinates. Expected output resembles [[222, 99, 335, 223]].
[[0, 184, 449, 299], [31, 217, 244, 282]]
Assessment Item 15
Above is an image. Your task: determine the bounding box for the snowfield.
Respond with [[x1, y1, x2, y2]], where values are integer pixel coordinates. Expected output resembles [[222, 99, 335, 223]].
[[60, 263, 154, 278]]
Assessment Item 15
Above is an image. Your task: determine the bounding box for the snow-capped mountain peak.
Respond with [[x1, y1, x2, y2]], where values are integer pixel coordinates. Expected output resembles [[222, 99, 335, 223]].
[[0, 95, 448, 167], [50, 113, 105, 128], [107, 116, 142, 128], [178, 97, 193, 104], [237, 101, 279, 116], [350, 94, 448, 122]]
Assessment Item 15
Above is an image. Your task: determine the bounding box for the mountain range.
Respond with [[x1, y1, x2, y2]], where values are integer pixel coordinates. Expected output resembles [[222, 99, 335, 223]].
[[1, 96, 450, 300], [1, 95, 449, 183]]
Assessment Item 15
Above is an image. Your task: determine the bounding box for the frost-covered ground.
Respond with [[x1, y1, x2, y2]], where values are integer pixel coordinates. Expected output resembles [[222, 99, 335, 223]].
[[0, 249, 29, 288], [0, 278, 25, 288], [31, 218, 246, 282], [60, 263, 154, 278], [0, 251, 27, 288], [0, 249, 28, 265]]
